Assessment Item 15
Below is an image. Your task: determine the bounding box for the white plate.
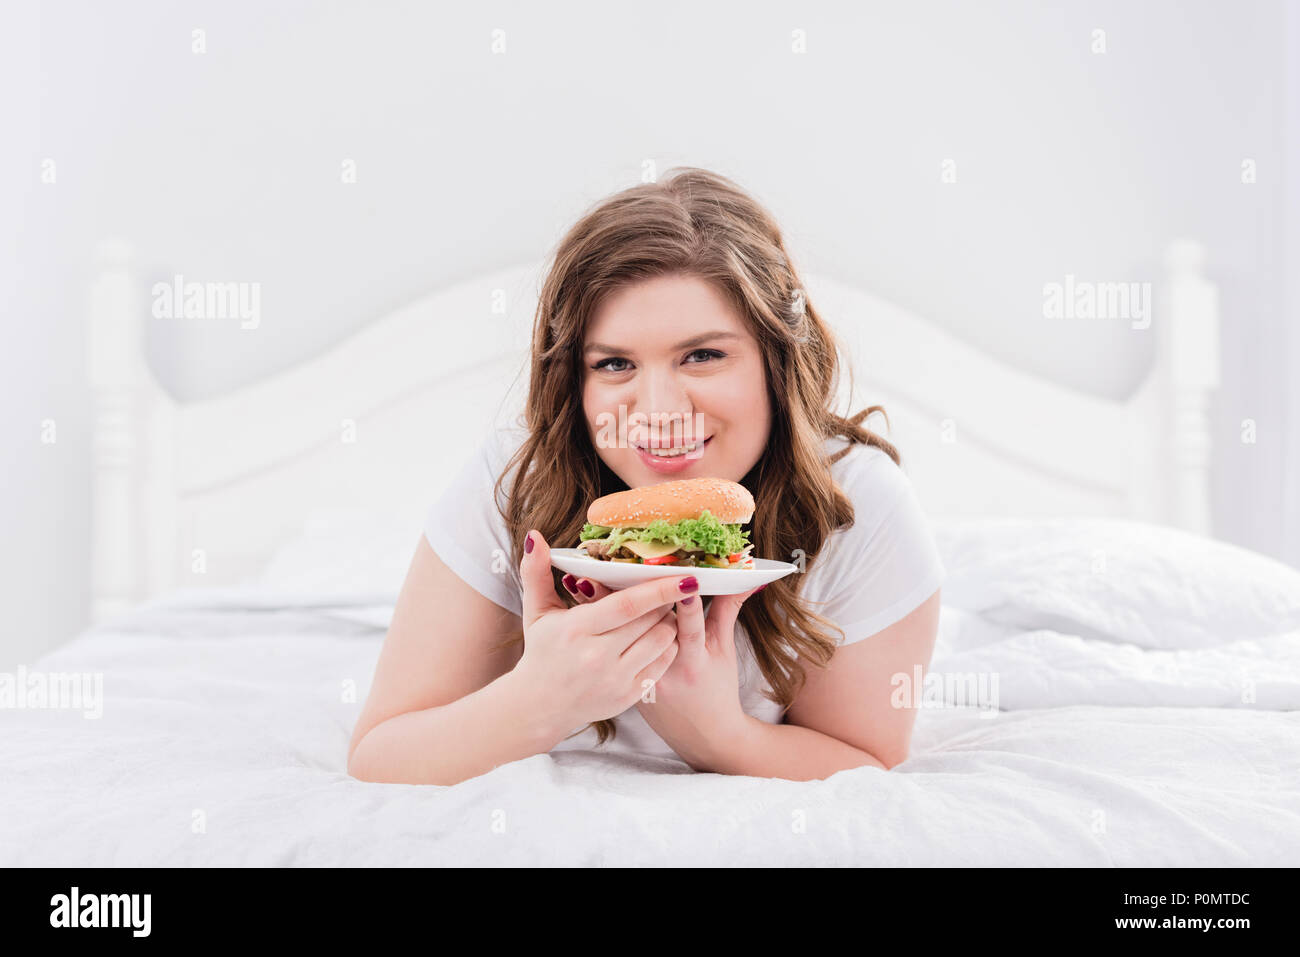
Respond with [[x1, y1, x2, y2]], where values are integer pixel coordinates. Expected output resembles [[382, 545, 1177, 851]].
[[548, 548, 798, 596]]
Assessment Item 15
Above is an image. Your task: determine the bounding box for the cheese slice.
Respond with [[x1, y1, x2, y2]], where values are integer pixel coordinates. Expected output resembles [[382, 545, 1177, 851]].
[[623, 539, 682, 560]]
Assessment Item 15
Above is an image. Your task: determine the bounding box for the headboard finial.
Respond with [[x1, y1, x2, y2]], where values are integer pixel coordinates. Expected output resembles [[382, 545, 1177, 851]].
[[1163, 237, 1207, 276], [1158, 238, 1221, 536], [93, 237, 135, 269], [88, 238, 173, 624]]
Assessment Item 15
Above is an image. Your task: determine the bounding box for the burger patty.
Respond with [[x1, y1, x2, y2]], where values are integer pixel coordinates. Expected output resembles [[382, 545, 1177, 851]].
[[583, 541, 690, 562], [578, 540, 744, 567], [578, 539, 617, 560]]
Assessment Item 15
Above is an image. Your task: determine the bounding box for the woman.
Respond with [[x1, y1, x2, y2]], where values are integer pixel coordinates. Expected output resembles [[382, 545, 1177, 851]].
[[347, 168, 945, 786]]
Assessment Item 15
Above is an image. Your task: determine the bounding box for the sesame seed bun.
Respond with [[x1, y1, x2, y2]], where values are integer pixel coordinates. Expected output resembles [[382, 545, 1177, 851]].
[[587, 477, 755, 528]]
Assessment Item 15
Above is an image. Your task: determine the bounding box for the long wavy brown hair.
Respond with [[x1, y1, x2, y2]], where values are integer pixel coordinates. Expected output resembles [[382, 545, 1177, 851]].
[[496, 167, 901, 746]]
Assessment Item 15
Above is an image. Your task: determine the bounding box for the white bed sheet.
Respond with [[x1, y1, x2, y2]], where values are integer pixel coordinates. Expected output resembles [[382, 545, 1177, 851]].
[[2, 518, 1298, 866]]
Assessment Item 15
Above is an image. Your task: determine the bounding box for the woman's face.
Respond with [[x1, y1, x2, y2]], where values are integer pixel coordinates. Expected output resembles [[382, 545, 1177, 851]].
[[581, 273, 772, 489]]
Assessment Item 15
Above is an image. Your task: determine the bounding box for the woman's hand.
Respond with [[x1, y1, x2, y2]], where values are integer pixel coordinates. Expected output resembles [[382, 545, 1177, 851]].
[[512, 531, 696, 739], [564, 568, 762, 770]]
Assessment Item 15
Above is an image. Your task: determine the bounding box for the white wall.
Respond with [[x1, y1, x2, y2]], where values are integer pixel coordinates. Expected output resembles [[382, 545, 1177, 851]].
[[2, 0, 1294, 669]]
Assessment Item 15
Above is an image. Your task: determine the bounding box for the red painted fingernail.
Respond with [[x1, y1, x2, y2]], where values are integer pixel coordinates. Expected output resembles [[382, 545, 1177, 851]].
[[755, 583, 768, 593], [561, 574, 578, 594], [577, 579, 595, 597], [524, 534, 534, 554], [679, 576, 698, 594], [681, 596, 695, 605]]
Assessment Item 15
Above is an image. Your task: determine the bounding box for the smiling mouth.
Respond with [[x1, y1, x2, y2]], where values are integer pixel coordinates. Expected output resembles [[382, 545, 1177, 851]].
[[635, 436, 711, 458]]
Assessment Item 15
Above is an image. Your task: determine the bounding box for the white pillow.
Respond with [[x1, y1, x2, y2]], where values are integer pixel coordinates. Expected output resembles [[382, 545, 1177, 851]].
[[934, 517, 1300, 650], [257, 508, 420, 601]]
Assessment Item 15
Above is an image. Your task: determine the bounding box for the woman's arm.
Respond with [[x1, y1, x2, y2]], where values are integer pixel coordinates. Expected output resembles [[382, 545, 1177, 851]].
[[699, 588, 943, 780], [700, 715, 889, 779], [347, 537, 571, 786], [348, 669, 571, 786]]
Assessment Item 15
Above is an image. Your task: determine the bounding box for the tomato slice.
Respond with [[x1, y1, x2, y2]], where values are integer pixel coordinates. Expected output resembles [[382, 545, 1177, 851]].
[[642, 554, 678, 565], [727, 553, 743, 563]]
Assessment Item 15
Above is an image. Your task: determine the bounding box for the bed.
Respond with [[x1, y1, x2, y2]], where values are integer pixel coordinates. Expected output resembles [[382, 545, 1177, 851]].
[[3, 237, 1297, 866]]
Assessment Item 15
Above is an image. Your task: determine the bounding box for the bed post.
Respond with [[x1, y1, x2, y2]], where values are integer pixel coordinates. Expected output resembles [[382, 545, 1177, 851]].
[[88, 239, 174, 622], [1158, 239, 1221, 536]]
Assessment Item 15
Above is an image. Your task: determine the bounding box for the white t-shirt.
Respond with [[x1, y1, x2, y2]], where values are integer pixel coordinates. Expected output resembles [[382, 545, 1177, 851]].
[[423, 426, 946, 761]]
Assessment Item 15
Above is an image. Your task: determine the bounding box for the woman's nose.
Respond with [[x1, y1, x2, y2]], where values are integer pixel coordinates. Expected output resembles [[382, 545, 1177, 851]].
[[638, 370, 693, 439], [640, 367, 691, 410]]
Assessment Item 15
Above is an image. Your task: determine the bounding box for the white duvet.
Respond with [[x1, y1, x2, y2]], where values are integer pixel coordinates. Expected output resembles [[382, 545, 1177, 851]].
[[2, 517, 1298, 866]]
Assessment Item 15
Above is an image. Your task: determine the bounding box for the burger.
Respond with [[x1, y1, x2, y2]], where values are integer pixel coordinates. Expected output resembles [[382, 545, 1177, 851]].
[[576, 477, 756, 569]]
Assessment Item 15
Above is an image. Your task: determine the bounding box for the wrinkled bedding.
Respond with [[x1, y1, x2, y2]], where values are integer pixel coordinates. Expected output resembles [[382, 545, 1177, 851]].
[[2, 518, 1298, 866]]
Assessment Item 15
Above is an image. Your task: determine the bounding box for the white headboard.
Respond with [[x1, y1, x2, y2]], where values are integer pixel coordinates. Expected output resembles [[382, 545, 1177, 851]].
[[87, 239, 1220, 623]]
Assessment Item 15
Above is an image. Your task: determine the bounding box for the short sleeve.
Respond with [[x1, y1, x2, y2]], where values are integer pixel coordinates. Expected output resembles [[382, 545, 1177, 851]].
[[423, 429, 526, 618], [806, 445, 947, 646]]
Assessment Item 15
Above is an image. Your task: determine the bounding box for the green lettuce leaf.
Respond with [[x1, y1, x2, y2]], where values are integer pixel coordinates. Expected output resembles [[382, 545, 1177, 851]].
[[592, 510, 750, 556]]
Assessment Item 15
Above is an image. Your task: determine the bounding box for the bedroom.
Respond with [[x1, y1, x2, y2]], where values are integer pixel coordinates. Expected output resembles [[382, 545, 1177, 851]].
[[0, 0, 1296, 920]]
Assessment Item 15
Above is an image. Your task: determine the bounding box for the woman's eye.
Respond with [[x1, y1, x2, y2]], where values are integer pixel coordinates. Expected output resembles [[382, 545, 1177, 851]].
[[591, 350, 724, 373], [684, 348, 726, 364]]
